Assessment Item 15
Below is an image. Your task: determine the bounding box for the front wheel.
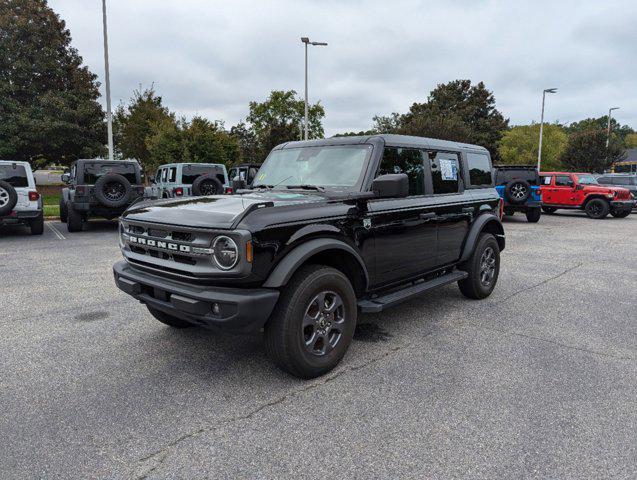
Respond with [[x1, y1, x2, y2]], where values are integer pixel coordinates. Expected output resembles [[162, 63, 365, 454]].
[[264, 265, 357, 379], [147, 306, 193, 328], [458, 234, 500, 300], [584, 198, 609, 219], [610, 209, 631, 218], [525, 207, 541, 223]]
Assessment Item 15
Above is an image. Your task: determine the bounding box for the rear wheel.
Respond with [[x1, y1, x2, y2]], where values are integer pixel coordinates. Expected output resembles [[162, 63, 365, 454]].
[[610, 209, 631, 218], [29, 214, 44, 235], [525, 207, 541, 223], [67, 205, 84, 232], [147, 306, 193, 328], [458, 234, 500, 300], [264, 265, 357, 379], [542, 206, 557, 214], [584, 198, 609, 219], [59, 199, 68, 223]]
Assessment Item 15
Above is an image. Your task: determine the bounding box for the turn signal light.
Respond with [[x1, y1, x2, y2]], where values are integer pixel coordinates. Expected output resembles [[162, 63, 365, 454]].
[[246, 240, 253, 263], [28, 191, 39, 201], [498, 198, 504, 219]]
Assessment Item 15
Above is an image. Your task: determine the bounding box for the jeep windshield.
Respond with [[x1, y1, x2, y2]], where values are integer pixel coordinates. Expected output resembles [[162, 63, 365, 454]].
[[253, 145, 373, 190], [0, 164, 28, 187], [83, 163, 138, 185], [576, 174, 598, 185]]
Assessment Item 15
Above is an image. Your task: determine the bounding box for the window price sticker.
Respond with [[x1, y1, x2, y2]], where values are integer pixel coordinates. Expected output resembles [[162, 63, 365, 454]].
[[440, 159, 458, 181]]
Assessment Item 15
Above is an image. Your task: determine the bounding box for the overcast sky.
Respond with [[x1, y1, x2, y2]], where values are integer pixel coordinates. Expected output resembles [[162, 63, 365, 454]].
[[49, 0, 636, 136]]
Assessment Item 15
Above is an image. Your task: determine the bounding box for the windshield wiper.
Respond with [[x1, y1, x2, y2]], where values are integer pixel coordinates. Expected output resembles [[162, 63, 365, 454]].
[[285, 184, 325, 191]]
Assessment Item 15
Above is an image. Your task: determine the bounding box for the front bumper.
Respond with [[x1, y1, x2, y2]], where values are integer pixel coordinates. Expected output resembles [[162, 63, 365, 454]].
[[113, 260, 279, 333], [610, 200, 635, 212]]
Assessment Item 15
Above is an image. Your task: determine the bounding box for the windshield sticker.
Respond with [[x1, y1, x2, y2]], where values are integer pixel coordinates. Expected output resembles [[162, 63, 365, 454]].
[[440, 159, 458, 181]]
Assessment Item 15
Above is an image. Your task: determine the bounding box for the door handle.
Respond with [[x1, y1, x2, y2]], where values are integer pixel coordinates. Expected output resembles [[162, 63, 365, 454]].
[[419, 212, 436, 220]]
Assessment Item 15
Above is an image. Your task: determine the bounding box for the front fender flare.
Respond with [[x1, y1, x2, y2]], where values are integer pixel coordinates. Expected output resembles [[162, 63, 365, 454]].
[[263, 238, 369, 289], [459, 213, 505, 262]]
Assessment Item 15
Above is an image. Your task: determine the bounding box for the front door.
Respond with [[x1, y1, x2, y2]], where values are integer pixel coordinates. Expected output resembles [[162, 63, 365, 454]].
[[552, 174, 577, 205], [368, 147, 438, 287]]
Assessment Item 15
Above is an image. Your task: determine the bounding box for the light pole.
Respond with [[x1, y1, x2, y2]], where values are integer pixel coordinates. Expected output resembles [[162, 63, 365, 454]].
[[537, 88, 557, 172], [301, 37, 327, 141], [102, 0, 114, 161], [606, 107, 619, 148]]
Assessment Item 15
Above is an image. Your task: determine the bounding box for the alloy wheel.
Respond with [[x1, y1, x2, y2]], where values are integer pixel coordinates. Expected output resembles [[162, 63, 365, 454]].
[[104, 181, 125, 201], [302, 291, 346, 356], [479, 247, 496, 287], [0, 187, 8, 207], [511, 183, 527, 200]]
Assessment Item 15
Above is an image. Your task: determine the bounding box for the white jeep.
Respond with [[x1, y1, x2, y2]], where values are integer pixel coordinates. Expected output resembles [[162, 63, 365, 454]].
[[0, 160, 44, 235], [149, 163, 230, 199]]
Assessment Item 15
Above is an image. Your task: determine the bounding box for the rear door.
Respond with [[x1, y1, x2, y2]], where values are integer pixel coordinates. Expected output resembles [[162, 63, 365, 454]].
[[540, 175, 554, 203]]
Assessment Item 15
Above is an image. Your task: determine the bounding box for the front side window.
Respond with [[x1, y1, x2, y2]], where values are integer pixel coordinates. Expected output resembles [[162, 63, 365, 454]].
[[377, 147, 424, 196], [555, 175, 572, 187], [0, 164, 28, 187], [430, 152, 460, 194], [161, 168, 168, 182], [541, 175, 552, 185], [82, 163, 138, 185], [253, 145, 372, 190], [168, 167, 177, 182], [466, 153, 492, 186]]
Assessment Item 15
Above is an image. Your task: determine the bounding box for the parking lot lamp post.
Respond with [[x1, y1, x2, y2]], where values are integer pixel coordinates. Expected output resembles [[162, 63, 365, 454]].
[[606, 107, 619, 148], [301, 37, 327, 141], [537, 88, 557, 172], [102, 0, 114, 161]]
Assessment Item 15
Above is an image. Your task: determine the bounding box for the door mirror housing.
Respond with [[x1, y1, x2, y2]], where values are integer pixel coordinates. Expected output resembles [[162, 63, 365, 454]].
[[372, 174, 409, 198], [61, 173, 70, 183], [575, 183, 584, 190]]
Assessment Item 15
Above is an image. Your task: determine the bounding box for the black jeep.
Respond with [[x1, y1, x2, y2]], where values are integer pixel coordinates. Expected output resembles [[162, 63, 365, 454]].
[[61, 159, 145, 232], [113, 135, 505, 378]]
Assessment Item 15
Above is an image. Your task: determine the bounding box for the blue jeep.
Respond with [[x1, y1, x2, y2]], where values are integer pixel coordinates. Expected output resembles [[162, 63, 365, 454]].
[[493, 166, 542, 222]]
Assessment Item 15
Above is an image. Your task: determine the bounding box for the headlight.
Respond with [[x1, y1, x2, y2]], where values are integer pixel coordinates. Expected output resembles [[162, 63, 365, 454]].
[[212, 236, 239, 270]]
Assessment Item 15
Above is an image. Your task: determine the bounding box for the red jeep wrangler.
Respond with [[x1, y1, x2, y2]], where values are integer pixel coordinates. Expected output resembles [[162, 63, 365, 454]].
[[539, 172, 634, 219]]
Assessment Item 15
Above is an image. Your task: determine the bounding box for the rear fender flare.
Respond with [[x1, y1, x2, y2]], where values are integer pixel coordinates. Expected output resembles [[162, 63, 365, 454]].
[[460, 213, 505, 262]]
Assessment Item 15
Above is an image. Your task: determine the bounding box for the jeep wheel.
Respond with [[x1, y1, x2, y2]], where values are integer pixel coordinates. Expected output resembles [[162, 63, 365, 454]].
[[29, 214, 44, 235], [0, 180, 18, 216], [610, 209, 631, 218], [147, 306, 193, 328], [584, 198, 609, 219], [192, 175, 223, 196], [542, 206, 557, 214], [67, 206, 84, 232], [504, 180, 531, 204], [525, 207, 541, 223], [458, 233, 500, 300], [59, 199, 68, 223], [264, 265, 357, 379], [94, 173, 132, 208]]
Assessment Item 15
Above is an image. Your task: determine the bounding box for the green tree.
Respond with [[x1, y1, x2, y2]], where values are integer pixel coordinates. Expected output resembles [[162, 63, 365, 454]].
[[498, 123, 567, 170], [113, 86, 174, 166], [623, 133, 637, 149], [566, 116, 634, 143], [246, 90, 325, 161], [0, 0, 106, 166], [230, 122, 260, 162], [559, 129, 625, 173]]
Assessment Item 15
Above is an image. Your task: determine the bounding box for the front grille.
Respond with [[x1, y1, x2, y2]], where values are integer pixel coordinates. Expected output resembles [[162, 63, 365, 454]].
[[148, 228, 170, 238], [172, 231, 193, 242]]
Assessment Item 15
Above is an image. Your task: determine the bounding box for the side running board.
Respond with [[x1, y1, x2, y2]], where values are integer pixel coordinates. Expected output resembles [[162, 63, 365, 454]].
[[357, 270, 468, 313]]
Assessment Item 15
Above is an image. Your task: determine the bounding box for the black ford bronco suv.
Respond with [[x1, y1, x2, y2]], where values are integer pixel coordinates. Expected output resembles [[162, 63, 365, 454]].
[[61, 159, 145, 232], [113, 135, 505, 378]]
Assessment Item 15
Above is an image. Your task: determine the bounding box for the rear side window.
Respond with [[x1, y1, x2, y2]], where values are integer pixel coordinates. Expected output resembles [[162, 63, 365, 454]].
[[0, 164, 29, 187], [430, 152, 460, 194], [83, 163, 138, 184], [377, 147, 425, 196], [168, 167, 176, 182], [466, 153, 492, 186], [555, 175, 572, 187]]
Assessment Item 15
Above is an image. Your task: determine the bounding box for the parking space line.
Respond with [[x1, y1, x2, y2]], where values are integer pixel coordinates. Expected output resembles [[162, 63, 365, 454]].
[[46, 222, 66, 240]]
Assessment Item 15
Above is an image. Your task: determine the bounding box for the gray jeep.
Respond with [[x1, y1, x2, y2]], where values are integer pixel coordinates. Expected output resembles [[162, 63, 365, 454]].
[[61, 159, 145, 232]]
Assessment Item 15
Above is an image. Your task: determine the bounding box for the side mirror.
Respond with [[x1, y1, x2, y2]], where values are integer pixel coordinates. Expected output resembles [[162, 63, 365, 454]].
[[372, 173, 409, 198], [232, 178, 247, 192], [61, 173, 70, 183], [575, 184, 584, 190]]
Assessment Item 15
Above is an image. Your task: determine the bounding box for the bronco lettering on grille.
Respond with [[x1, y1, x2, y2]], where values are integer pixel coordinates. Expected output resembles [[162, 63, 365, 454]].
[[128, 235, 191, 253]]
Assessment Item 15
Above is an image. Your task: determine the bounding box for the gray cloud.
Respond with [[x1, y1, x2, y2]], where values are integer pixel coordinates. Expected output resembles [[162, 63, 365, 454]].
[[50, 0, 637, 136]]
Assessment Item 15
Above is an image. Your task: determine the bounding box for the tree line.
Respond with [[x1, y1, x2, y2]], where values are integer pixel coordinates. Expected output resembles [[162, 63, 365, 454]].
[[1, 0, 634, 175]]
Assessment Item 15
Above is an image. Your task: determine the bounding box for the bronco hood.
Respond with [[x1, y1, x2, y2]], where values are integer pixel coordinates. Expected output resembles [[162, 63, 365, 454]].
[[121, 191, 325, 229]]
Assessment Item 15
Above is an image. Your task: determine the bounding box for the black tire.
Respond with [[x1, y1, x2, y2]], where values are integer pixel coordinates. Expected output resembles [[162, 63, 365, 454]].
[[584, 198, 609, 219], [66, 205, 83, 232], [59, 198, 68, 223], [542, 206, 557, 214], [0, 180, 18, 216], [504, 180, 531, 205], [29, 213, 44, 235], [610, 209, 631, 218], [458, 233, 500, 300], [192, 175, 223, 196], [503, 208, 515, 216], [147, 306, 193, 329], [94, 173, 132, 208], [525, 207, 541, 223], [264, 265, 357, 379]]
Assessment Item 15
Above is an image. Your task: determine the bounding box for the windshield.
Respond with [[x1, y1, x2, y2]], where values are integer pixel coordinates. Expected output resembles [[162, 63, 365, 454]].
[[0, 164, 29, 187], [253, 145, 373, 189], [577, 174, 598, 185]]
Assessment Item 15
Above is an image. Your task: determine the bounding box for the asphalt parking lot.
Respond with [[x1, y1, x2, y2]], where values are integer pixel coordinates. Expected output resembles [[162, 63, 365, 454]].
[[1, 212, 636, 479]]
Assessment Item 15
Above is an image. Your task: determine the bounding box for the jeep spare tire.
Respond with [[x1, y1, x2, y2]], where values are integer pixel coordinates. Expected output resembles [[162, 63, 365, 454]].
[[192, 174, 223, 196], [504, 179, 531, 204], [94, 173, 132, 208], [0, 180, 18, 216]]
